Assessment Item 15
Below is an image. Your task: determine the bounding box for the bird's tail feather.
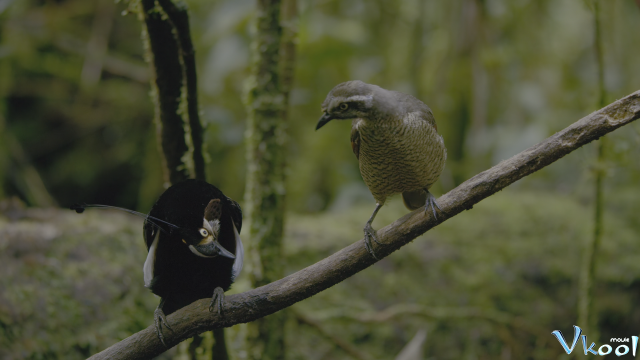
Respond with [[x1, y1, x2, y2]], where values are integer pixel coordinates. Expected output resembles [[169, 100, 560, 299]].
[[402, 189, 426, 211]]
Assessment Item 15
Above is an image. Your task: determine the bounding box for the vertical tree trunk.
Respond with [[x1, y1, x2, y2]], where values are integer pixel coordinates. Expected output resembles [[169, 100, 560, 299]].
[[408, 0, 425, 100], [577, 0, 606, 347], [137, 1, 222, 358], [138, 0, 205, 184], [443, 0, 482, 186], [80, 0, 116, 90], [212, 328, 230, 360], [244, 0, 296, 359]]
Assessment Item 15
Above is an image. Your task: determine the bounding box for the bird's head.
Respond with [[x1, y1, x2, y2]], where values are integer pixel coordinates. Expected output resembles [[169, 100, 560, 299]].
[[316, 80, 380, 130], [178, 198, 235, 259]]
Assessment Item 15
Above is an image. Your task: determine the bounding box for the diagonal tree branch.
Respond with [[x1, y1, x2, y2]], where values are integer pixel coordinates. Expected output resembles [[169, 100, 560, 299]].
[[87, 90, 640, 360]]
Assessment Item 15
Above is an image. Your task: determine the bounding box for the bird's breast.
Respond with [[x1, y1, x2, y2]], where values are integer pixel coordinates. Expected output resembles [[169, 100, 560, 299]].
[[356, 116, 446, 202]]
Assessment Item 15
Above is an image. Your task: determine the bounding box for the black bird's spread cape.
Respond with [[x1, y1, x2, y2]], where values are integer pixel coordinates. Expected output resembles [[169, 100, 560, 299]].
[[143, 180, 243, 315]]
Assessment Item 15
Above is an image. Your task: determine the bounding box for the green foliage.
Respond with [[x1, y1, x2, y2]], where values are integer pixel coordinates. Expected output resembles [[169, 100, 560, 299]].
[[0, 0, 160, 210]]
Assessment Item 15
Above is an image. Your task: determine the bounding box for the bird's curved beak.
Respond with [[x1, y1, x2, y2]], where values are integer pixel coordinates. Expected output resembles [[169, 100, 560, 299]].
[[189, 240, 236, 259], [316, 113, 334, 130]]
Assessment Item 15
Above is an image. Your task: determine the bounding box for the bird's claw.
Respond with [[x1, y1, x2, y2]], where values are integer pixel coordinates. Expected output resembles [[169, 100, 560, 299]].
[[363, 223, 380, 260], [209, 287, 225, 315], [154, 307, 173, 347], [424, 192, 442, 219]]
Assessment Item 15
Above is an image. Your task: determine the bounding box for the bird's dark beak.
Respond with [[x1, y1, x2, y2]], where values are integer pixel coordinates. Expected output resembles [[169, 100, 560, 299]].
[[316, 113, 334, 130], [189, 240, 236, 259]]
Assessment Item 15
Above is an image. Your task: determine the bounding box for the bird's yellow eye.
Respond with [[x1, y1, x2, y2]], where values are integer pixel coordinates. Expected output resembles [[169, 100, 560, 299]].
[[199, 229, 208, 237], [339, 103, 349, 110]]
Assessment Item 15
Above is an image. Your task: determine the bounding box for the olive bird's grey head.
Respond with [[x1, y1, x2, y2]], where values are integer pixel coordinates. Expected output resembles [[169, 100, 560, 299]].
[[316, 80, 380, 130]]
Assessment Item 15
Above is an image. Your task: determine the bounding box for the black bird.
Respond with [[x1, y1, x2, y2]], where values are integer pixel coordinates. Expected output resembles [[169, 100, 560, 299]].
[[72, 179, 244, 346]]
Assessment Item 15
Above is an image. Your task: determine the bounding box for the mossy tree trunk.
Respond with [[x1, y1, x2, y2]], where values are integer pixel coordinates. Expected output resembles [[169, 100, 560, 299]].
[[137, 0, 205, 185], [442, 0, 483, 187], [577, 0, 607, 347], [136, 1, 224, 358], [244, 0, 297, 359]]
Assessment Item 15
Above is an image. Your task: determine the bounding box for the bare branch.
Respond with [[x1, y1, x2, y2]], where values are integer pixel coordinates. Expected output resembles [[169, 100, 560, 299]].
[[87, 90, 640, 360]]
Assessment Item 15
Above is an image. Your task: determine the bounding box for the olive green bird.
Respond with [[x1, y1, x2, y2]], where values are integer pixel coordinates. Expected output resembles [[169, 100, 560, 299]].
[[316, 80, 447, 259]]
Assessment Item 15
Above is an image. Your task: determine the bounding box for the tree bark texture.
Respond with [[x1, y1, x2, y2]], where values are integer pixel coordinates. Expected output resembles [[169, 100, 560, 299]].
[[211, 328, 229, 360], [243, 0, 296, 358], [138, 0, 205, 185], [438, 0, 482, 187], [137, 1, 216, 358], [86, 90, 640, 360], [577, 0, 607, 346]]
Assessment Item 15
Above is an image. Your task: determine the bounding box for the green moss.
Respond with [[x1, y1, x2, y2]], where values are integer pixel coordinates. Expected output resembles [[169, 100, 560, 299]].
[[0, 209, 156, 359]]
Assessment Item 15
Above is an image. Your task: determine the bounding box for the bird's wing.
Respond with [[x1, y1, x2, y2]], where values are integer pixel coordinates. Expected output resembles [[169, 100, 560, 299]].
[[396, 91, 438, 132], [350, 123, 361, 160], [227, 198, 243, 233], [226, 197, 244, 281], [230, 220, 244, 282], [142, 213, 161, 287], [143, 219, 158, 251], [143, 230, 159, 287]]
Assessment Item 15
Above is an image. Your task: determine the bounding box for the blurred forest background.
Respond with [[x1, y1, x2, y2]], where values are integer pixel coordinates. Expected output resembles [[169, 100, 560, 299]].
[[1, 0, 640, 359]]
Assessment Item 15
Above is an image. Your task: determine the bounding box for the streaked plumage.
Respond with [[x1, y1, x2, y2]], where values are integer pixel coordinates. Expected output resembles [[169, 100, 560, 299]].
[[317, 80, 446, 258]]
